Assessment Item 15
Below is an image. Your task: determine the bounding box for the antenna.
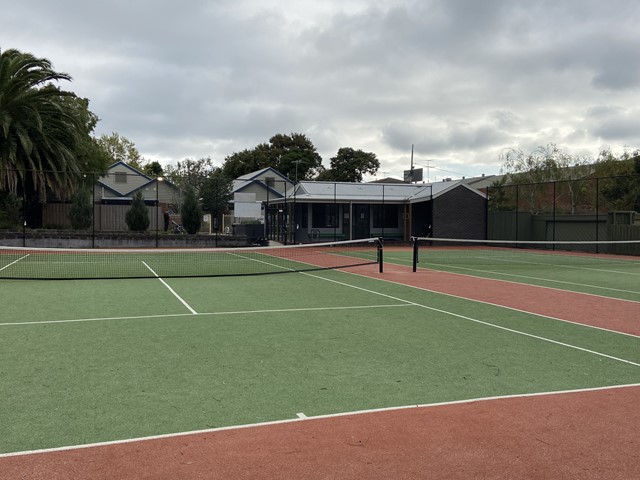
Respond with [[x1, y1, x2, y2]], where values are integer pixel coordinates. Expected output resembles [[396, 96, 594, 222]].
[[410, 144, 414, 172], [404, 145, 424, 183]]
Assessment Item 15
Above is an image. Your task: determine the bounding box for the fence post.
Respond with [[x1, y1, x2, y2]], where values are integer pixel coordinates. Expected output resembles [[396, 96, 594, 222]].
[[22, 190, 26, 247], [596, 177, 600, 253], [552, 181, 556, 246], [91, 173, 95, 248], [515, 184, 519, 241], [485, 186, 489, 240]]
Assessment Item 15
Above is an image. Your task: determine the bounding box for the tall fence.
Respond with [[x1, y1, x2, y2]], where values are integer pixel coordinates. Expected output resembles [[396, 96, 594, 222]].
[[1, 168, 638, 249], [0, 169, 235, 248], [486, 174, 640, 244]]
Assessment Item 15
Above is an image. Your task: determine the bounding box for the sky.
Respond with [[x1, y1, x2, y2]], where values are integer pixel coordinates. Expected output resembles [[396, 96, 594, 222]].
[[2, 0, 640, 181]]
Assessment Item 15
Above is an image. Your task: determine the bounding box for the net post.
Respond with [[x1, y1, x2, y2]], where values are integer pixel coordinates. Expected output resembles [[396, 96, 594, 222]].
[[412, 236, 418, 272], [377, 237, 383, 273]]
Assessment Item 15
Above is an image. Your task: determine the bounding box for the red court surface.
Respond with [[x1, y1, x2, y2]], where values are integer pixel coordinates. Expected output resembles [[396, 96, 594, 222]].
[[356, 262, 640, 337], [2, 386, 638, 479]]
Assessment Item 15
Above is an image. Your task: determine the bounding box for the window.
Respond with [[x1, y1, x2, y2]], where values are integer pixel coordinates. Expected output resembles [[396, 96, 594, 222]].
[[372, 204, 398, 228], [312, 204, 337, 228], [115, 172, 127, 183], [265, 177, 275, 187]]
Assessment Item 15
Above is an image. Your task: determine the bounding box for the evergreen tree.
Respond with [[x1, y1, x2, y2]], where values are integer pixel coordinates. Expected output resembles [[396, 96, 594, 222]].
[[181, 186, 202, 234], [0, 191, 22, 229], [69, 188, 93, 230], [125, 192, 150, 231]]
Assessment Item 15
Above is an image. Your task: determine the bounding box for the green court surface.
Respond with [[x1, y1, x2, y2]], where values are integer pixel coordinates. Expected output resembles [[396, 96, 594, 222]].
[[1, 265, 639, 454]]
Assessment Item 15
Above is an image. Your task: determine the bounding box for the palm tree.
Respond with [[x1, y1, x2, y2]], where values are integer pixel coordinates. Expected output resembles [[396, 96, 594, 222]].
[[0, 48, 84, 198]]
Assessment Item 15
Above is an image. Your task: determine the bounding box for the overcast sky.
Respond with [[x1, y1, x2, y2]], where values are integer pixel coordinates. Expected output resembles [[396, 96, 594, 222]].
[[3, 0, 640, 181]]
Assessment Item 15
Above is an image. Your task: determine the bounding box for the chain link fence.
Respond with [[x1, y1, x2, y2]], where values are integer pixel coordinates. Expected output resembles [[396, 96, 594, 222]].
[[486, 174, 640, 249], [1, 168, 638, 249], [0, 169, 238, 248]]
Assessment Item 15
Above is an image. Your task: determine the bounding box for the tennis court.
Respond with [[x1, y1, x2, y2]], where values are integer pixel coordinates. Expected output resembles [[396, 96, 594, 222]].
[[1, 240, 639, 479]]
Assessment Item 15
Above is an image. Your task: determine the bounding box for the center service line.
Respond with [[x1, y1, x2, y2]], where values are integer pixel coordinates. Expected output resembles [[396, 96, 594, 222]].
[[142, 261, 198, 315]]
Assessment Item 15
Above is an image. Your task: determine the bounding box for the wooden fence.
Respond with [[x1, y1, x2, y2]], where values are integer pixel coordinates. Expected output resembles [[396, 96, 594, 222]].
[[43, 203, 164, 232]]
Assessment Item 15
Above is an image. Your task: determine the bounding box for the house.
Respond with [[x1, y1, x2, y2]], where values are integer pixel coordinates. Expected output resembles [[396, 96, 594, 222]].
[[95, 162, 181, 206], [41, 162, 182, 231], [266, 177, 487, 244], [93, 162, 182, 231], [231, 167, 294, 224], [232, 167, 293, 202]]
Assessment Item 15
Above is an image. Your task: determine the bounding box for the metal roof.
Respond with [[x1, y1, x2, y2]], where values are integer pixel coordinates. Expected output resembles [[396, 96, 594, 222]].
[[279, 180, 485, 203]]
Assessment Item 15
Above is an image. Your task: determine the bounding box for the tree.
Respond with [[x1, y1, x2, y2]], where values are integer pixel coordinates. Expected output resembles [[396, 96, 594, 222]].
[[500, 144, 564, 184], [486, 176, 515, 212], [181, 186, 202, 234], [143, 161, 164, 177], [594, 149, 640, 211], [499, 144, 593, 214], [96, 132, 146, 170], [164, 157, 216, 192], [0, 48, 86, 198], [57, 92, 111, 177], [125, 191, 150, 231], [200, 168, 233, 230], [221, 133, 323, 180], [68, 188, 93, 230], [0, 191, 21, 228], [268, 133, 323, 180], [322, 147, 380, 182], [221, 144, 271, 178]]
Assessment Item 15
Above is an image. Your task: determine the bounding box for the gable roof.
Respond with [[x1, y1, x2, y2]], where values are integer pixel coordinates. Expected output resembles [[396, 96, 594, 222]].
[[232, 179, 285, 198], [96, 161, 180, 198], [105, 161, 152, 179], [232, 167, 294, 198], [282, 180, 485, 203], [236, 166, 292, 182], [369, 177, 407, 184]]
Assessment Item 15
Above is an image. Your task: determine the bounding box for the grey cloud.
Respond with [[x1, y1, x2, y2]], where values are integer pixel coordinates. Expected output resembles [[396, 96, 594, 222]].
[[2, 0, 640, 176]]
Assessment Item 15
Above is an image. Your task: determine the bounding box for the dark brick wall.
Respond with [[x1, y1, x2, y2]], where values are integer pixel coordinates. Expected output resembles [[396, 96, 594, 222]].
[[432, 186, 487, 239]]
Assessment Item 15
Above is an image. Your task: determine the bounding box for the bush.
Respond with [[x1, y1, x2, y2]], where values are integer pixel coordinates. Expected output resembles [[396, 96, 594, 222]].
[[181, 186, 202, 234], [125, 192, 150, 231], [0, 192, 22, 229], [69, 188, 93, 230]]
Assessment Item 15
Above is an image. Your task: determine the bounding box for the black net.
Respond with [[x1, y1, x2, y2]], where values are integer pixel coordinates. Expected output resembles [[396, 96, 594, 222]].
[[411, 237, 640, 273], [0, 238, 382, 280]]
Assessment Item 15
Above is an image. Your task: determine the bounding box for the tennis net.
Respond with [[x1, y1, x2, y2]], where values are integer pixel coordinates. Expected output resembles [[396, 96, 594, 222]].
[[411, 237, 640, 272], [0, 238, 383, 280]]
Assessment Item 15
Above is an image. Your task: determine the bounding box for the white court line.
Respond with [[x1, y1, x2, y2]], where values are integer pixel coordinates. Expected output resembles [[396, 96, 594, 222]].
[[0, 254, 30, 272], [474, 255, 640, 276], [422, 260, 640, 296], [384, 254, 640, 302], [300, 270, 640, 367], [142, 261, 197, 315], [2, 382, 639, 459], [0, 304, 411, 327], [347, 267, 640, 340], [223, 252, 640, 366]]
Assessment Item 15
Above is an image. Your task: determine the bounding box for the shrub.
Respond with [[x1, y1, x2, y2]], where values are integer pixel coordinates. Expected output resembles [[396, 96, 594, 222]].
[[125, 192, 150, 231], [69, 188, 93, 230], [0, 192, 22, 229], [181, 186, 202, 234]]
